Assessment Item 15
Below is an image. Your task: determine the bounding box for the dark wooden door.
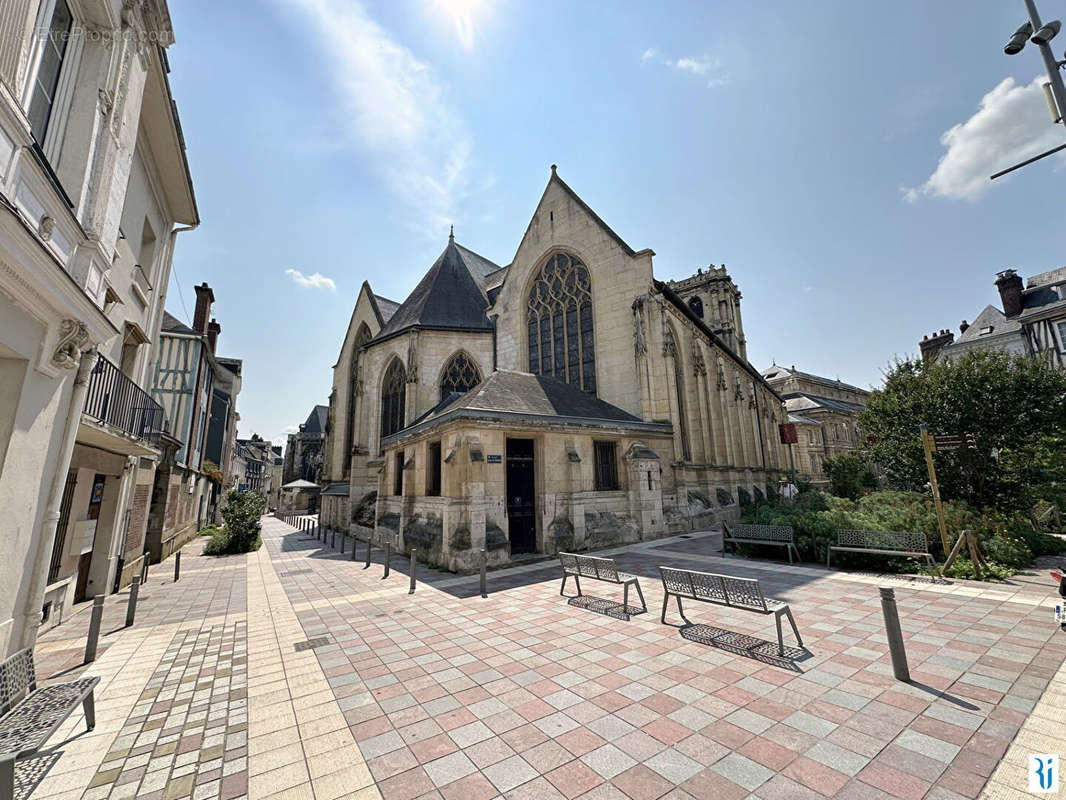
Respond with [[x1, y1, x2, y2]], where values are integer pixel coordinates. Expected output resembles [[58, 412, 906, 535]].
[[506, 439, 536, 554], [75, 474, 106, 602]]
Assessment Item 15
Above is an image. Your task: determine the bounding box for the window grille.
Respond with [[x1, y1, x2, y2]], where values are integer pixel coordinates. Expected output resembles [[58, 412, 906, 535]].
[[593, 441, 619, 491], [439, 352, 481, 400], [426, 441, 442, 496], [380, 359, 406, 441]]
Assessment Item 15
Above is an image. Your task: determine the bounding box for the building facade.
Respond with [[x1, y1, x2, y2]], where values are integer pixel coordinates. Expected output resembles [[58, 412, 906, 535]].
[[760, 365, 869, 486], [145, 286, 241, 561], [0, 0, 199, 652], [282, 404, 327, 485], [920, 267, 1066, 370], [321, 167, 790, 572]]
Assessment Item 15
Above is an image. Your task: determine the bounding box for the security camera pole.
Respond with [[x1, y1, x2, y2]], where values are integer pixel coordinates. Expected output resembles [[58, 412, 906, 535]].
[[991, 0, 1066, 179]]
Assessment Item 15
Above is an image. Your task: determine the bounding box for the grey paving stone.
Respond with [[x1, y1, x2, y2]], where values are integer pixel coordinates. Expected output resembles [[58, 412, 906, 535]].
[[644, 748, 704, 784], [580, 744, 637, 780], [804, 741, 870, 776], [423, 751, 477, 787], [894, 730, 962, 763], [711, 752, 774, 791], [483, 754, 539, 792], [783, 711, 837, 738]]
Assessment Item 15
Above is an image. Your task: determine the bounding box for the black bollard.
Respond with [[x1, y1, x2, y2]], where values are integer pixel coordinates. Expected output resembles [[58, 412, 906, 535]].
[[341, 529, 346, 553], [879, 587, 910, 681], [350, 535, 360, 561], [125, 575, 141, 628], [364, 538, 372, 568], [141, 556, 149, 586], [409, 548, 417, 594], [174, 551, 181, 583], [480, 549, 487, 599], [383, 541, 391, 578], [84, 595, 105, 663]]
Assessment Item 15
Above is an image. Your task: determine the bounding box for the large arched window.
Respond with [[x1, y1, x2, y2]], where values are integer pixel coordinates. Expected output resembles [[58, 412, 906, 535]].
[[380, 358, 406, 440], [439, 351, 481, 401], [669, 325, 691, 461], [345, 324, 371, 470], [527, 252, 595, 393], [687, 296, 704, 319]]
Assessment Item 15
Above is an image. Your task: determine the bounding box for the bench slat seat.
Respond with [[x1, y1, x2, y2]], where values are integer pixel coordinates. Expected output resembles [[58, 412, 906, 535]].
[[0, 649, 98, 800], [827, 529, 940, 576], [722, 523, 800, 564], [658, 567, 802, 656], [559, 553, 647, 614]]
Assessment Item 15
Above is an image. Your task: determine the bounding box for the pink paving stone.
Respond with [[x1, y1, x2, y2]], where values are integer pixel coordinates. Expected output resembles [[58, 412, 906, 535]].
[[738, 736, 799, 771], [379, 766, 437, 800], [611, 764, 675, 800], [484, 709, 528, 734], [590, 692, 630, 714], [680, 769, 749, 800], [878, 690, 930, 714], [436, 708, 477, 731], [500, 723, 551, 753], [938, 766, 990, 798], [784, 756, 851, 796], [411, 733, 459, 763], [464, 737, 516, 768], [557, 728, 607, 758], [353, 716, 395, 741], [219, 772, 247, 800], [713, 686, 759, 706], [369, 748, 421, 781], [516, 699, 557, 721], [546, 760, 604, 799], [641, 718, 692, 746], [744, 697, 795, 721], [390, 705, 431, 728], [701, 720, 754, 749], [640, 694, 684, 715], [909, 716, 973, 746], [440, 771, 499, 800], [858, 761, 933, 800], [594, 674, 629, 691]]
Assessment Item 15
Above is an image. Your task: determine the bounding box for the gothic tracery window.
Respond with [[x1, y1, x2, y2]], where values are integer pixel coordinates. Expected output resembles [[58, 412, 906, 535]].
[[439, 351, 482, 400], [527, 252, 596, 393], [380, 358, 406, 441], [345, 324, 371, 467], [688, 296, 704, 319]]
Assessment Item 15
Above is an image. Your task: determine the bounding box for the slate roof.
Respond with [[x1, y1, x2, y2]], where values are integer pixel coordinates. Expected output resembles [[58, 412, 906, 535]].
[[761, 365, 868, 396], [321, 482, 350, 496], [384, 370, 669, 443], [282, 479, 319, 489], [160, 311, 196, 336], [374, 294, 400, 323], [302, 405, 329, 434], [950, 305, 1020, 345], [783, 393, 865, 414], [373, 236, 500, 341]]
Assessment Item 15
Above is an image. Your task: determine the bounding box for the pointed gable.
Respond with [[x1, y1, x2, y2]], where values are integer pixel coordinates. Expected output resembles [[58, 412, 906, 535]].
[[373, 236, 499, 340]]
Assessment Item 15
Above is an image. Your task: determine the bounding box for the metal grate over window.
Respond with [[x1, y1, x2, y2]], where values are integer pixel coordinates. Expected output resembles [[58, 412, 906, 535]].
[[593, 441, 619, 491], [380, 358, 406, 441], [527, 253, 596, 394]]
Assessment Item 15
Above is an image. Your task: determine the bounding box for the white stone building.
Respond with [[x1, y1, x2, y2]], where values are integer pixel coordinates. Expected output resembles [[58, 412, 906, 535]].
[[0, 0, 197, 654], [321, 167, 791, 572]]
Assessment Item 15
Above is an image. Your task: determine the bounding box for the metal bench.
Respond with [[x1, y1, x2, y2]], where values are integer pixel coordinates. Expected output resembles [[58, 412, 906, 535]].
[[0, 649, 98, 800], [559, 553, 647, 613], [659, 566, 803, 656], [722, 522, 800, 563], [827, 529, 940, 575]]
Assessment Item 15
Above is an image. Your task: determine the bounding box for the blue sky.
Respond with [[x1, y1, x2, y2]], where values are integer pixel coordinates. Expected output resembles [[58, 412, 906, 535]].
[[163, 0, 1066, 445]]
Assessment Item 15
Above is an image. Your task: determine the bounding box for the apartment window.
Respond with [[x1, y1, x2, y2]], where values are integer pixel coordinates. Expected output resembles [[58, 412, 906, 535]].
[[27, 0, 73, 145], [394, 450, 404, 496], [426, 441, 441, 496], [593, 441, 619, 491], [1057, 320, 1066, 351]]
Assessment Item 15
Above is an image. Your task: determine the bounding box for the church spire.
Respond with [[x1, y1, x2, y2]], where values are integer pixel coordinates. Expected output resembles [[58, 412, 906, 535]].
[[449, 224, 454, 242]]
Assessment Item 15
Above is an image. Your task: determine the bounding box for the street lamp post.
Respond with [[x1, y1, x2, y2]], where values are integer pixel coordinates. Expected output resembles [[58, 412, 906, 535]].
[[992, 0, 1066, 179]]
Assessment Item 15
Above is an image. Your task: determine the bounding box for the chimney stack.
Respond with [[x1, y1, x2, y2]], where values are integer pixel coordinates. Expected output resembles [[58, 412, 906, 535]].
[[207, 318, 221, 354], [995, 269, 1024, 317], [193, 282, 215, 334], [919, 329, 955, 362], [959, 320, 969, 334]]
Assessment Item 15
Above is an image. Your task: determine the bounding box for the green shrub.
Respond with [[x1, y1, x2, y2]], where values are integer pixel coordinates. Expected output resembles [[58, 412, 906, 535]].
[[202, 490, 266, 555], [741, 489, 1051, 580], [823, 453, 878, 500], [199, 524, 222, 538]]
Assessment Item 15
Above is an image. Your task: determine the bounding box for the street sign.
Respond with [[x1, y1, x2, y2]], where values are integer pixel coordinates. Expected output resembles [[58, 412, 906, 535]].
[[778, 423, 798, 444], [932, 433, 977, 452]]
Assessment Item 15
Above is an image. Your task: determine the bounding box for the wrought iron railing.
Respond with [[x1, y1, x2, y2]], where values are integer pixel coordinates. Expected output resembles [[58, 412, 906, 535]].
[[83, 353, 164, 445]]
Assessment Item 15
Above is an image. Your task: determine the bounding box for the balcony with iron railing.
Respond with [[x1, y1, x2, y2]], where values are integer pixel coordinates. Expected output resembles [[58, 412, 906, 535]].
[[82, 353, 164, 448]]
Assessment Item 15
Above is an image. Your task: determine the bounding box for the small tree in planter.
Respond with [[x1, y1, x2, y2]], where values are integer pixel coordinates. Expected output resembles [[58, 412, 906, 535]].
[[204, 490, 267, 554]]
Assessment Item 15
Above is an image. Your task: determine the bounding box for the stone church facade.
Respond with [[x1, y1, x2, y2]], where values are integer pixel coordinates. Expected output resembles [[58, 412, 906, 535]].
[[320, 167, 789, 571]]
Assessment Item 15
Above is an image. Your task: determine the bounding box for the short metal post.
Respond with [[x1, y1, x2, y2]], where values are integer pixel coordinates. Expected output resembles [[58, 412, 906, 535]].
[[879, 586, 910, 681], [125, 575, 141, 628], [84, 595, 105, 663], [383, 541, 391, 578], [409, 548, 416, 594], [341, 529, 346, 553], [351, 535, 360, 561], [364, 537, 372, 568], [480, 549, 487, 598], [332, 527, 337, 549], [141, 556, 149, 586], [173, 551, 181, 583]]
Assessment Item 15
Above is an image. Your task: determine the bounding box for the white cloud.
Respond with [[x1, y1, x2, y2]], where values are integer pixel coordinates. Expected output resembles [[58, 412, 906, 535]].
[[279, 0, 472, 233], [285, 269, 336, 291], [641, 49, 729, 89], [905, 75, 1066, 202]]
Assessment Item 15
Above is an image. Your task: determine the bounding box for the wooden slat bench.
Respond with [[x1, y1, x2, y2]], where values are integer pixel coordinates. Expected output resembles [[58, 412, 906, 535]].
[[559, 553, 647, 613], [659, 566, 803, 656], [827, 529, 940, 575], [0, 649, 98, 800], [722, 522, 800, 563]]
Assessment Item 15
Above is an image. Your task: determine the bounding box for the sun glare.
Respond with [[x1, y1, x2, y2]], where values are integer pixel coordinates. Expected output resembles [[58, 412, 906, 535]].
[[431, 0, 489, 51]]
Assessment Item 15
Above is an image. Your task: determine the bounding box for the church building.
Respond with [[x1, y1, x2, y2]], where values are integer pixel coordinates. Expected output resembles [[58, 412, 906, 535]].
[[319, 167, 789, 571]]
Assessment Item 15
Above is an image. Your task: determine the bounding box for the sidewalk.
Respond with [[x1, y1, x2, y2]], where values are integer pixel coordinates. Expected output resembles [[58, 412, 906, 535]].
[[20, 516, 1066, 800]]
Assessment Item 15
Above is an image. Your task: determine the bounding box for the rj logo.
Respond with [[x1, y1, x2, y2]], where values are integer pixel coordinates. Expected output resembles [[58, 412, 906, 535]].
[[1030, 754, 1059, 793]]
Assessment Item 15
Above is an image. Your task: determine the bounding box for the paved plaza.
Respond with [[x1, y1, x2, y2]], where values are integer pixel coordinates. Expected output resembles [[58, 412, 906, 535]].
[[22, 516, 1066, 800]]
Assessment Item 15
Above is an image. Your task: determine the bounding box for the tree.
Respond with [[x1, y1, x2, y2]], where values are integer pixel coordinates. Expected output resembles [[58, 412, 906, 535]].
[[860, 351, 1066, 513], [823, 452, 878, 500]]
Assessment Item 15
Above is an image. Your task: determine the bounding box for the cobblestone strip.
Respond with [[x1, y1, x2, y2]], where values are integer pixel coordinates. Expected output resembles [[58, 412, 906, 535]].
[[246, 525, 379, 800], [79, 623, 250, 800]]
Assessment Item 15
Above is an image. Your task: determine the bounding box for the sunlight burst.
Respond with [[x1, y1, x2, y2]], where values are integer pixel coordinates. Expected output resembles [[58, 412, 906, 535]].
[[431, 0, 490, 51]]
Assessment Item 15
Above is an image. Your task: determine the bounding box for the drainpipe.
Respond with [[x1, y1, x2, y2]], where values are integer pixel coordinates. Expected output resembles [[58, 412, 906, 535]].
[[147, 223, 199, 347], [19, 348, 97, 650]]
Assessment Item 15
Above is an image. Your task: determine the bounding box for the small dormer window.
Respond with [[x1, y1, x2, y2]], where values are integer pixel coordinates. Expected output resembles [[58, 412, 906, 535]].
[[979, 326, 993, 336]]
